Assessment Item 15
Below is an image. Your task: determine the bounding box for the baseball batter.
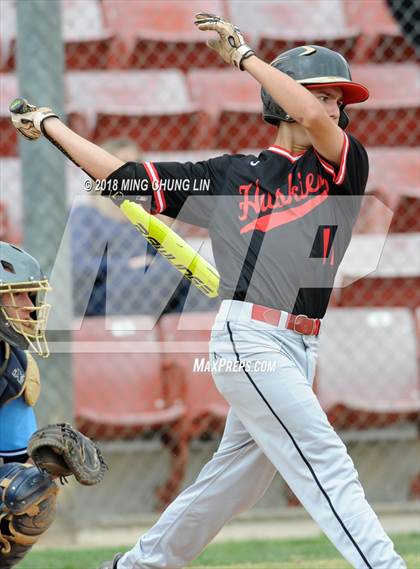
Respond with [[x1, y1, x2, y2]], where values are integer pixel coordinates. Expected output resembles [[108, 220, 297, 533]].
[[9, 12, 405, 569]]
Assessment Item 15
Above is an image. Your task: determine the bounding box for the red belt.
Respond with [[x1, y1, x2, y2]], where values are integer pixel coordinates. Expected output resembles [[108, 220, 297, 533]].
[[251, 303, 321, 336]]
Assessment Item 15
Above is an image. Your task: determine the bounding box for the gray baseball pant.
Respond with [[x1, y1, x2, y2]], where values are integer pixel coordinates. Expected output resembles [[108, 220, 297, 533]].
[[117, 301, 406, 569]]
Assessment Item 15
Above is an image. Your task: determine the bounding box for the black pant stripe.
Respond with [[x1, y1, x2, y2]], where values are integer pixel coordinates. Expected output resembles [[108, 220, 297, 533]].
[[226, 322, 372, 569]]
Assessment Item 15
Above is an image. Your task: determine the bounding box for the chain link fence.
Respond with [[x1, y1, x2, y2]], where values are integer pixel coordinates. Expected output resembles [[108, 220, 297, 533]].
[[0, 0, 419, 524]]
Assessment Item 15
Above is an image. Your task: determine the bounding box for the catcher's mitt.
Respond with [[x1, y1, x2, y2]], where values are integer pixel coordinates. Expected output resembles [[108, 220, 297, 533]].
[[27, 423, 107, 486]]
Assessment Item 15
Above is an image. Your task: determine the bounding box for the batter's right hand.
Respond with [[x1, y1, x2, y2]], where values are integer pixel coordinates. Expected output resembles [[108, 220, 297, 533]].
[[9, 97, 58, 140]]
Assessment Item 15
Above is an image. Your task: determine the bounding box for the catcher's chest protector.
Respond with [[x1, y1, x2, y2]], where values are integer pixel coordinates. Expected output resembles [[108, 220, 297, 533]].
[[0, 345, 27, 406], [0, 463, 58, 568], [0, 345, 40, 408]]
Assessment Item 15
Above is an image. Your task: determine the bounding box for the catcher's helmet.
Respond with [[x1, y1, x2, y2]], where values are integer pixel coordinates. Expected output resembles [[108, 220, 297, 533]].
[[0, 242, 51, 357], [261, 45, 369, 129]]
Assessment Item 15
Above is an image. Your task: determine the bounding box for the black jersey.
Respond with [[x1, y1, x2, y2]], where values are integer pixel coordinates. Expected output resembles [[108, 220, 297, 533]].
[[106, 133, 368, 319]]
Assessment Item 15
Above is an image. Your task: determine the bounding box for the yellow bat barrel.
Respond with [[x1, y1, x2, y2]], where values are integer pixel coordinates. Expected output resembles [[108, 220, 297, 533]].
[[119, 200, 220, 298]]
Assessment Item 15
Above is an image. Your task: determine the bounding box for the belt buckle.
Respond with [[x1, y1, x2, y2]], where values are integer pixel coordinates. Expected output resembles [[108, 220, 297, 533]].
[[293, 314, 316, 335]]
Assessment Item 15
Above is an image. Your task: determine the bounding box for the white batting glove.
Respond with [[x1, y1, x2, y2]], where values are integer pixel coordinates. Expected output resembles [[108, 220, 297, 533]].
[[9, 98, 58, 140], [194, 13, 255, 70]]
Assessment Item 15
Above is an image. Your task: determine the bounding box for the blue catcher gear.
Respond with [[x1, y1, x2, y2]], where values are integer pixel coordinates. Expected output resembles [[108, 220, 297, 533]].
[[0, 344, 41, 408], [0, 463, 58, 568]]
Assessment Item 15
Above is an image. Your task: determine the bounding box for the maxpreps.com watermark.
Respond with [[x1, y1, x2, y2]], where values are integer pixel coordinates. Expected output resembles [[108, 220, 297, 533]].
[[193, 357, 277, 373]]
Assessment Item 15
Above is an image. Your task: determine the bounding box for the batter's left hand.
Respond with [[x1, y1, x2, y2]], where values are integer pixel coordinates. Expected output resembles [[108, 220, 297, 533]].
[[194, 13, 255, 70], [9, 97, 58, 140]]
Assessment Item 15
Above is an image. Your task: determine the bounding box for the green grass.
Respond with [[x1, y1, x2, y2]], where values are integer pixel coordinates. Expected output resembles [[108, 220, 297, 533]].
[[17, 533, 419, 569]]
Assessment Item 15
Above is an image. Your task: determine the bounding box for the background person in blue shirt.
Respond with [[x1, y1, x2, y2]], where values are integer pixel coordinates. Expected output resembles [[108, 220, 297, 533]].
[[70, 138, 217, 318]]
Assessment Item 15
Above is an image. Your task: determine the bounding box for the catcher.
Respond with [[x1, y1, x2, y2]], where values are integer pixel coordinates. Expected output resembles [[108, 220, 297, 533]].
[[0, 241, 107, 568]]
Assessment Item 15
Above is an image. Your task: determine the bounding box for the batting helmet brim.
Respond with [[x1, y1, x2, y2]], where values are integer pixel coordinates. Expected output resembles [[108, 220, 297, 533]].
[[304, 79, 369, 105]]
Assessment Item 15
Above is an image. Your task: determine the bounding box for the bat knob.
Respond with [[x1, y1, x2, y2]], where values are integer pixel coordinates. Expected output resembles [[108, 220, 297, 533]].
[[9, 97, 35, 114]]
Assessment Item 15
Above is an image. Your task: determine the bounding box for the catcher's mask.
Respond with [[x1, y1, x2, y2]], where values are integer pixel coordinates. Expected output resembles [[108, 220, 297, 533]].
[[261, 45, 369, 130], [0, 242, 51, 357]]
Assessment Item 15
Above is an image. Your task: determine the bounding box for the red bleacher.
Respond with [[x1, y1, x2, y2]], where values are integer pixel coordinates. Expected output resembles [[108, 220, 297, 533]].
[[73, 315, 185, 438], [0, 71, 209, 154], [159, 312, 229, 439], [1, 0, 408, 72], [389, 195, 420, 233], [187, 69, 272, 150], [337, 233, 420, 309], [339, 275, 420, 310], [353, 147, 420, 233], [2, 67, 416, 153], [2, 0, 115, 71], [317, 307, 419, 428], [73, 312, 229, 506], [73, 315, 187, 509], [186, 64, 419, 150], [227, 0, 360, 62], [102, 0, 226, 70], [343, 0, 419, 62], [0, 157, 22, 244], [61, 0, 115, 70], [347, 64, 419, 146], [367, 148, 419, 202], [1, 37, 417, 154], [0, 0, 14, 72], [0, 202, 10, 241], [416, 306, 420, 359], [157, 312, 230, 502], [68, 70, 208, 150], [0, 75, 18, 157]]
